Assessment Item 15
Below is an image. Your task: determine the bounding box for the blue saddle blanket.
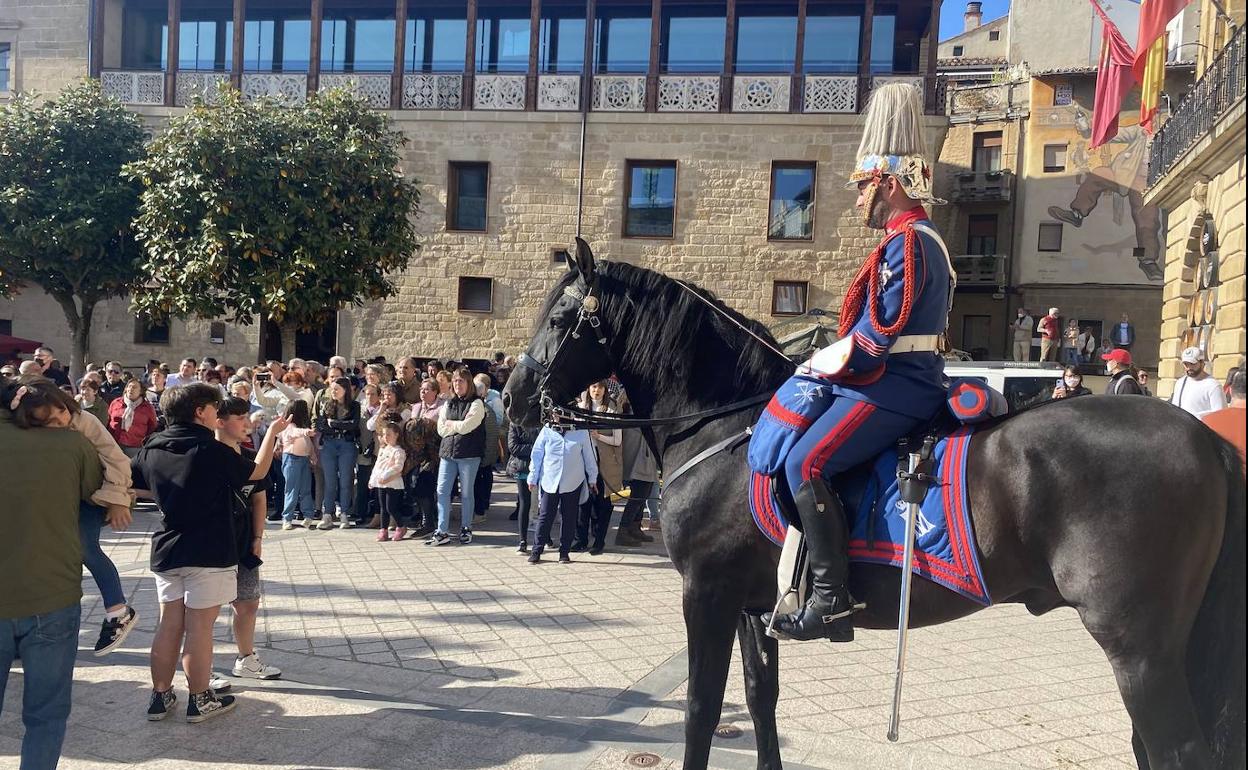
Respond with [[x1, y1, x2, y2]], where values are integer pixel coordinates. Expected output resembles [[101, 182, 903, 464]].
[[748, 426, 991, 606]]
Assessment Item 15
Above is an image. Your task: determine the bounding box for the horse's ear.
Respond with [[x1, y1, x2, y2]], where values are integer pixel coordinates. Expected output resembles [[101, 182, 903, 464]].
[[573, 236, 596, 280]]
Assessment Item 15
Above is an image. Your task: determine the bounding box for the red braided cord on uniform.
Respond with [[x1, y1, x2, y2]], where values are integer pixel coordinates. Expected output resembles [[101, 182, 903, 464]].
[[838, 227, 918, 339]]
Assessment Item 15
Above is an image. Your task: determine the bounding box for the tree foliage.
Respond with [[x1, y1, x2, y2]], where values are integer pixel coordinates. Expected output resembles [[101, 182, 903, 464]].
[[127, 87, 421, 341], [0, 80, 146, 376]]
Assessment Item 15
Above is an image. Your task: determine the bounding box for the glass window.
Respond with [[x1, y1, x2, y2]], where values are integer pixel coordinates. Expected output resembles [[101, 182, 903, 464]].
[[178, 16, 232, 72], [988, 29, 1000, 41], [134, 315, 171, 345], [0, 43, 10, 92], [457, 277, 494, 313], [406, 5, 467, 72], [121, 1, 168, 70], [803, 4, 859, 73], [870, 13, 896, 72], [772, 281, 808, 316], [1038, 222, 1063, 252], [624, 161, 677, 238], [1043, 144, 1067, 173], [769, 162, 815, 240], [448, 162, 489, 232], [322, 3, 396, 73], [972, 131, 1002, 172], [952, 45, 963, 57], [734, 1, 797, 73], [540, 0, 585, 73], [966, 214, 997, 254], [476, 0, 530, 73], [594, 0, 651, 73], [661, 2, 725, 73], [242, 9, 311, 72]]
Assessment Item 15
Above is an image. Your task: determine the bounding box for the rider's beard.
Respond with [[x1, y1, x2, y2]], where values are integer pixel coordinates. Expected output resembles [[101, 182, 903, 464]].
[[863, 196, 891, 230]]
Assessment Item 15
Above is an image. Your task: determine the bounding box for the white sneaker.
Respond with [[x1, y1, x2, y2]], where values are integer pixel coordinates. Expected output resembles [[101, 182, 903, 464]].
[[338, 516, 352, 529], [316, 514, 334, 530], [281, 521, 294, 531], [208, 674, 232, 693], [232, 653, 282, 680]]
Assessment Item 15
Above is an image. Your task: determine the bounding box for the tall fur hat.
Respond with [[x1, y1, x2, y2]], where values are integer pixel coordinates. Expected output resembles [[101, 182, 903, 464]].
[[846, 83, 944, 205]]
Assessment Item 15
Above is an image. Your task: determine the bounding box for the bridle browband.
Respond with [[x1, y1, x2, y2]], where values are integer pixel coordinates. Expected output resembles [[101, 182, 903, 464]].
[[516, 267, 792, 434]]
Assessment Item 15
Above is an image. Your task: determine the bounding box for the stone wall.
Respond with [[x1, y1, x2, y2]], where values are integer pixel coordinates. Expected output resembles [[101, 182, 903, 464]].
[[0, 0, 89, 97]]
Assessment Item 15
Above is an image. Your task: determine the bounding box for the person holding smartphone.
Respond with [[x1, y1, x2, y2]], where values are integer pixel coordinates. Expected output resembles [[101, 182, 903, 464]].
[[1051, 365, 1093, 400]]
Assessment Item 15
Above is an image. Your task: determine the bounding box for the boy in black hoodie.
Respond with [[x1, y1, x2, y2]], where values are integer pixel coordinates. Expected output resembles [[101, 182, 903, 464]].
[[132, 384, 287, 723]]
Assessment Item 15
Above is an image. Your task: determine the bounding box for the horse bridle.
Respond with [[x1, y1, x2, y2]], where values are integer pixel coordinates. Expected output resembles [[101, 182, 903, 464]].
[[515, 270, 787, 435]]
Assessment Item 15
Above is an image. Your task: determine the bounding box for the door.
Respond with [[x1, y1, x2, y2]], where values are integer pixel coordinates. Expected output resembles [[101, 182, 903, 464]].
[[961, 314, 992, 361]]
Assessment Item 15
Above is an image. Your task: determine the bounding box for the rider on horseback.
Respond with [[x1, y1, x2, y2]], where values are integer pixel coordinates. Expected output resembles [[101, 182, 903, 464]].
[[757, 84, 954, 643]]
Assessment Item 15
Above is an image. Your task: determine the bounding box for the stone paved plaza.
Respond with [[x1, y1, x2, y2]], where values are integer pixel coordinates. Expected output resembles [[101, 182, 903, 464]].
[[1, 479, 1138, 770]]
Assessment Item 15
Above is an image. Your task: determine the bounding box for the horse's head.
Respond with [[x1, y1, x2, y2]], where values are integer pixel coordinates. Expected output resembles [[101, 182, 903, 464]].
[[503, 237, 616, 428]]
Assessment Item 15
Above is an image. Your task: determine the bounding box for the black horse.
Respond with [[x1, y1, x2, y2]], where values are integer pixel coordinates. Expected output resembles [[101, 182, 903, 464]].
[[501, 240, 1245, 770]]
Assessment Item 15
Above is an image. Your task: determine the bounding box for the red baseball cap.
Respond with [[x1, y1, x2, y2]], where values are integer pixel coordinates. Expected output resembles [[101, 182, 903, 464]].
[[1101, 349, 1132, 366]]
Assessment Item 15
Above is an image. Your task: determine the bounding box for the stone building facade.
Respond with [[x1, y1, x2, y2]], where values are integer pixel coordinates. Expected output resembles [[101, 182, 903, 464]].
[[1, 0, 951, 371], [1145, 1, 1245, 399]]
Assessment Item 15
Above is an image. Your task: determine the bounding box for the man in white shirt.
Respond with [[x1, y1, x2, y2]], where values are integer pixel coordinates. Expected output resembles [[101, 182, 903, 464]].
[[1170, 347, 1226, 417], [1011, 308, 1034, 362], [164, 358, 198, 389]]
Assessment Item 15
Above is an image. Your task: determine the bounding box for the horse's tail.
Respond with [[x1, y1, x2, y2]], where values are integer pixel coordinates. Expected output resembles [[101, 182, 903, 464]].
[[1186, 434, 1245, 770]]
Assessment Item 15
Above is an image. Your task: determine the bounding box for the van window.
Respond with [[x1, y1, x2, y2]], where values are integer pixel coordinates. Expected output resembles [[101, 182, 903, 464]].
[[1004, 377, 1054, 411]]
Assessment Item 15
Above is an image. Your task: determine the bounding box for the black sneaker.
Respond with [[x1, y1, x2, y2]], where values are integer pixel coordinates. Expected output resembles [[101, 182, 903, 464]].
[[186, 690, 236, 723], [517, 541, 528, 554], [94, 607, 140, 657], [425, 531, 452, 547], [588, 544, 604, 556], [459, 528, 473, 544], [527, 548, 542, 565], [569, 541, 587, 553], [558, 553, 572, 564], [146, 689, 177, 721]]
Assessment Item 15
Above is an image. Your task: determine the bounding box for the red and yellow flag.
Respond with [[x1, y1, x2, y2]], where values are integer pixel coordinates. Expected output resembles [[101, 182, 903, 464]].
[[1133, 0, 1193, 133], [1088, 0, 1138, 147]]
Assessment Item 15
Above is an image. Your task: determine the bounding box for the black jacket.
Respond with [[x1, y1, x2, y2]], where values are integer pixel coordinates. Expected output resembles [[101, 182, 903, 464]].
[[1106, 370, 1144, 395], [317, 400, 361, 443], [132, 424, 256, 571]]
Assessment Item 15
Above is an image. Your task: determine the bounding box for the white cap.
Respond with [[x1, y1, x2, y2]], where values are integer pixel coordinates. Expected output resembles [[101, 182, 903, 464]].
[[1181, 346, 1205, 364], [1048, 307, 1059, 316]]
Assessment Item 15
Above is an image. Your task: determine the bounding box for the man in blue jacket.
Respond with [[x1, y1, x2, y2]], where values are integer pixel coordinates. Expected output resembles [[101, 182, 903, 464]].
[[527, 420, 598, 565], [760, 83, 954, 643]]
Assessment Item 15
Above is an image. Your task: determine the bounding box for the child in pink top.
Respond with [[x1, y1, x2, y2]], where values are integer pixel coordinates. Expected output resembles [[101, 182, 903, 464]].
[[369, 422, 407, 541]]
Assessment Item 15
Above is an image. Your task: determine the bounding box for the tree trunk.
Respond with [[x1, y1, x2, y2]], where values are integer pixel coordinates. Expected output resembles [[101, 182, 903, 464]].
[[51, 292, 96, 384], [281, 322, 298, 363]]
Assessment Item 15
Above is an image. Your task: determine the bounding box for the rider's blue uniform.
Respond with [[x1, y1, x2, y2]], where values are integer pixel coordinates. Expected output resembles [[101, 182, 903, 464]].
[[782, 208, 951, 497]]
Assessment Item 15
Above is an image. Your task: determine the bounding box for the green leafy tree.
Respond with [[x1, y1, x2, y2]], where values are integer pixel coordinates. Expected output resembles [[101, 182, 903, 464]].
[[0, 81, 146, 379], [127, 87, 421, 360]]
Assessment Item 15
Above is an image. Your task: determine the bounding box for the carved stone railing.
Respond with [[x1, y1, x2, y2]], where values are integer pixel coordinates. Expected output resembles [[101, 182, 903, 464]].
[[174, 71, 230, 106], [591, 75, 645, 111], [319, 73, 392, 108], [949, 83, 1008, 115], [732, 75, 789, 112], [802, 75, 857, 113], [100, 70, 165, 105], [241, 73, 308, 106], [872, 75, 924, 93], [401, 73, 463, 109], [537, 75, 580, 111], [473, 74, 526, 110], [657, 75, 720, 112]]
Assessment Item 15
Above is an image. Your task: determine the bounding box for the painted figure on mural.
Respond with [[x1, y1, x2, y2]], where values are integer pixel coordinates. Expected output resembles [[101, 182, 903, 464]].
[[1047, 110, 1163, 281]]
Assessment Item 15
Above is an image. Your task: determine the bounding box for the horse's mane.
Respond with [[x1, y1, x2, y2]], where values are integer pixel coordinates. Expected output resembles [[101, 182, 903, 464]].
[[541, 262, 793, 405]]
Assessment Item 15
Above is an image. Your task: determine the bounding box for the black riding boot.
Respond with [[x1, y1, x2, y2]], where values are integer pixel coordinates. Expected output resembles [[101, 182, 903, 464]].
[[765, 479, 862, 642]]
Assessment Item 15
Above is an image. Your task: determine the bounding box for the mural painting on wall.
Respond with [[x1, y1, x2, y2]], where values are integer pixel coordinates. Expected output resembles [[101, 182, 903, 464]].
[[1024, 106, 1164, 285]]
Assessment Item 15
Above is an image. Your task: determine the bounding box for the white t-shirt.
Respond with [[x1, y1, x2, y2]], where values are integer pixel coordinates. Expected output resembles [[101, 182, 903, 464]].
[[1170, 375, 1227, 418]]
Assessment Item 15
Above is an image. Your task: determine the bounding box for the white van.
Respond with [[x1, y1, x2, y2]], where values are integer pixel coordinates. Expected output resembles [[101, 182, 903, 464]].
[[943, 361, 1109, 411]]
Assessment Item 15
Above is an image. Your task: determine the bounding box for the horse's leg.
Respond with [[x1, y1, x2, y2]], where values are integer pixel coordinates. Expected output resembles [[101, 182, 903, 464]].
[[682, 578, 743, 770], [1081, 614, 1213, 770], [737, 612, 782, 770]]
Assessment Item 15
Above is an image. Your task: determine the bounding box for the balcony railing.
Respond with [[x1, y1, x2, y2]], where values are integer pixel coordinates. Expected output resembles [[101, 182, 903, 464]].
[[1147, 25, 1246, 188], [98, 70, 948, 116], [950, 170, 1013, 203], [947, 81, 1027, 117], [951, 254, 1008, 287]]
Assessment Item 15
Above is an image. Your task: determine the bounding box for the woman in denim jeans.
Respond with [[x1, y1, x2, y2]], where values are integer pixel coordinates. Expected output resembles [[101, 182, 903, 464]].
[[428, 368, 487, 546], [316, 377, 361, 529], [279, 401, 317, 529]]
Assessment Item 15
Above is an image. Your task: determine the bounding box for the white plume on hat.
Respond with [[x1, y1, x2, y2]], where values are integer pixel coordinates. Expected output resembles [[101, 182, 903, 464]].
[[847, 83, 943, 205]]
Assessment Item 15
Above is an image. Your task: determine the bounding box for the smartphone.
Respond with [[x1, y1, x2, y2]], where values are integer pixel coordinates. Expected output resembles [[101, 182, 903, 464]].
[[255, 371, 272, 384]]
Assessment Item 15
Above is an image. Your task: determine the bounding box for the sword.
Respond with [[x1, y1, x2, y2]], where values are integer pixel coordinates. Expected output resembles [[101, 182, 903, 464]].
[[887, 442, 928, 742]]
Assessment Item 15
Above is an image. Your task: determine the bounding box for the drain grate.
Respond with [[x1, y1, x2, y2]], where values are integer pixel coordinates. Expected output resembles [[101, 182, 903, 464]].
[[714, 723, 742, 739], [625, 752, 662, 767]]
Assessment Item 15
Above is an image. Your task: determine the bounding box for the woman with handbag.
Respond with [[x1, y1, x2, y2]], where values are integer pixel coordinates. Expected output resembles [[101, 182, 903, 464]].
[[507, 423, 541, 553], [573, 381, 623, 555]]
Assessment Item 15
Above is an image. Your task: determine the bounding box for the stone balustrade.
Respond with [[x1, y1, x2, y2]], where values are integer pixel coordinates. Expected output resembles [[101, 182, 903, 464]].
[[100, 70, 165, 105], [319, 73, 392, 109]]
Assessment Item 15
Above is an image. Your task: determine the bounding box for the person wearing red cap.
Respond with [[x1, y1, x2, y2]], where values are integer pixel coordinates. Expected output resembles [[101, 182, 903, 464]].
[[1103, 348, 1143, 395]]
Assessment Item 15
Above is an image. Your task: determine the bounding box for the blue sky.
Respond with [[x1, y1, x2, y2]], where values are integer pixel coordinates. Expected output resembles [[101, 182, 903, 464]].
[[940, 0, 1011, 41]]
